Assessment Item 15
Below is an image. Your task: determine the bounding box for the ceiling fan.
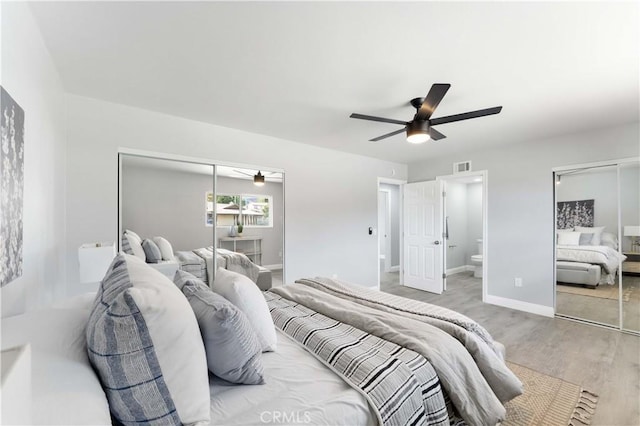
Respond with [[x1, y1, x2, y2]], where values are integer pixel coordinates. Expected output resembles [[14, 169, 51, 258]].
[[350, 84, 502, 144], [232, 169, 280, 186]]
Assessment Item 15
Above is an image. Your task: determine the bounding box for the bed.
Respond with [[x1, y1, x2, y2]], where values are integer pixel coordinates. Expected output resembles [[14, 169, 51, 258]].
[[175, 246, 272, 290], [556, 229, 626, 287], [121, 229, 272, 289], [1, 255, 523, 426]]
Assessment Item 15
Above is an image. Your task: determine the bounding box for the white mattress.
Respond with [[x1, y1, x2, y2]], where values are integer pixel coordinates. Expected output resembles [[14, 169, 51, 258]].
[[209, 329, 374, 426]]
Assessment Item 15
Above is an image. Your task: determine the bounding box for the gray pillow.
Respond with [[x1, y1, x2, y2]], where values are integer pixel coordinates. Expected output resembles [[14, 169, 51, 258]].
[[142, 238, 162, 263], [579, 233, 594, 246], [174, 270, 265, 385]]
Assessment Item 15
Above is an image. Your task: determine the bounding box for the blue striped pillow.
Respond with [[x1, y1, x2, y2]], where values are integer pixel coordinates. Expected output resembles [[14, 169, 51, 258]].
[[86, 254, 209, 425]]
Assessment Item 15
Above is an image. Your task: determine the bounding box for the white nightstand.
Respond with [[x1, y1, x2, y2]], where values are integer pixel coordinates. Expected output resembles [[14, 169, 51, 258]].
[[1, 344, 32, 425]]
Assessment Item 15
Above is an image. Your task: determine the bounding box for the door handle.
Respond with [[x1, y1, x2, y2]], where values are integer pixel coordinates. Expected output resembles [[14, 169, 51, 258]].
[[434, 241, 440, 245]]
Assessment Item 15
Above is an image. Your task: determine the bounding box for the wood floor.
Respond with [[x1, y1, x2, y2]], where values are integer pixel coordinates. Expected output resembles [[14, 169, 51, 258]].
[[380, 271, 640, 426]]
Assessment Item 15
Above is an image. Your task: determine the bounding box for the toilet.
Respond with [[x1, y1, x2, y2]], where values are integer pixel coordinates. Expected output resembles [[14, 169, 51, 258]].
[[470, 239, 483, 278]]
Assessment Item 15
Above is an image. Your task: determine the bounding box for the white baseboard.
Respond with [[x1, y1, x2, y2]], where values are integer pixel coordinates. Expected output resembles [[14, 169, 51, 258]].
[[389, 265, 400, 273], [263, 264, 282, 271], [446, 265, 474, 275], [485, 294, 554, 317]]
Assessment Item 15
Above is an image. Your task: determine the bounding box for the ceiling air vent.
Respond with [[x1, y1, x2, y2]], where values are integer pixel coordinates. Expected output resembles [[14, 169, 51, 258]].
[[453, 161, 472, 174]]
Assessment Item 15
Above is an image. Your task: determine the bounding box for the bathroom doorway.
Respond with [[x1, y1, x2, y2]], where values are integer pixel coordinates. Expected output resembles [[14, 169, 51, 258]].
[[437, 171, 487, 301], [378, 178, 405, 290]]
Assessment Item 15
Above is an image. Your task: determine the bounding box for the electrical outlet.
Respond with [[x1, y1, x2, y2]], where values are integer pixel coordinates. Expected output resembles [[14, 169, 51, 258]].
[[514, 277, 523, 287]]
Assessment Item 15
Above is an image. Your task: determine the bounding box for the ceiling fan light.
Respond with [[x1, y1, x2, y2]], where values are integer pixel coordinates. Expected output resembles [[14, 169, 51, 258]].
[[254, 171, 265, 186], [406, 121, 430, 144]]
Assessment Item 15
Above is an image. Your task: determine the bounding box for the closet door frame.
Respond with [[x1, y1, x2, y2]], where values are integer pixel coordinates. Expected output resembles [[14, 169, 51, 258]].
[[552, 156, 639, 335]]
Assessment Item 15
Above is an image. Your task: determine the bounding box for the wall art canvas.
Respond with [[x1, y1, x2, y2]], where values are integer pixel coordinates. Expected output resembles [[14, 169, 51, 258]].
[[557, 199, 594, 230], [1, 86, 25, 287]]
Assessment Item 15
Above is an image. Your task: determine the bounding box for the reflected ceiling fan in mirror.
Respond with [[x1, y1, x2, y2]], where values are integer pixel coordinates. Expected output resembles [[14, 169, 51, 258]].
[[350, 83, 502, 144], [232, 169, 279, 186]]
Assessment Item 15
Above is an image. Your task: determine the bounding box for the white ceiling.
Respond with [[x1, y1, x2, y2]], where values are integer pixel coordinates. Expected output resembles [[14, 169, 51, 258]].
[[29, 1, 639, 164]]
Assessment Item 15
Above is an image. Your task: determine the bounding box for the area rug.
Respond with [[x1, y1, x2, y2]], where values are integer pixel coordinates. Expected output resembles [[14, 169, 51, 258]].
[[503, 362, 598, 426], [556, 282, 633, 302]]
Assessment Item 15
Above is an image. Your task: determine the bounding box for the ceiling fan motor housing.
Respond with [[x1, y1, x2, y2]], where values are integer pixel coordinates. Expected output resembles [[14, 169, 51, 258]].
[[406, 120, 430, 139]]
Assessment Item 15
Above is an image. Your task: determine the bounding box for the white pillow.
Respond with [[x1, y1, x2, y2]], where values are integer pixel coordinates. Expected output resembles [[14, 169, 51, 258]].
[[575, 226, 606, 245], [212, 267, 277, 352], [124, 229, 142, 244], [153, 236, 175, 261], [556, 228, 574, 232], [1, 307, 111, 425], [123, 233, 146, 261], [558, 231, 581, 246], [600, 232, 618, 250], [86, 254, 210, 425]]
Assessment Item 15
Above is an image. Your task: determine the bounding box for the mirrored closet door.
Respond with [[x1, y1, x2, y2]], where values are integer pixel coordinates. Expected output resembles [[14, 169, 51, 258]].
[[554, 157, 640, 334], [119, 152, 285, 288], [620, 160, 640, 333], [120, 154, 215, 253]]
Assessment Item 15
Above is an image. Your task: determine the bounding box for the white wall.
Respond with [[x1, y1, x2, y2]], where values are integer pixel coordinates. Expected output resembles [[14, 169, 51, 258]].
[[409, 122, 639, 311], [379, 183, 400, 267], [558, 165, 639, 253], [445, 182, 468, 269], [557, 168, 618, 235], [121, 161, 215, 251], [65, 95, 407, 297], [466, 182, 483, 261], [0, 3, 67, 317]]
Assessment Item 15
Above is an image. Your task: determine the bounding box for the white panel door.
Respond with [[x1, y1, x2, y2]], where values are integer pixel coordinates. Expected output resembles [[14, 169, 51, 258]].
[[403, 180, 444, 293]]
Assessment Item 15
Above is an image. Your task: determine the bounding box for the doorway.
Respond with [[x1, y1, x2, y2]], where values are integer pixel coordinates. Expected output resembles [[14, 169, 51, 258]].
[[437, 171, 487, 301], [378, 178, 404, 290]]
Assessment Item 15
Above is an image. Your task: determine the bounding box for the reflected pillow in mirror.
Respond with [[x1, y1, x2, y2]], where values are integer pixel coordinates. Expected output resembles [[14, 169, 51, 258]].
[[142, 239, 162, 263], [575, 226, 605, 245], [558, 231, 581, 246], [600, 232, 618, 250], [579, 233, 594, 246], [153, 236, 175, 261], [122, 233, 146, 261]]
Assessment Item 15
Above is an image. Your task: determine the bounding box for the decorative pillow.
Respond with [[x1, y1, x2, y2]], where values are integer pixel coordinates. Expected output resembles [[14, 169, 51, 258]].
[[600, 232, 618, 250], [211, 268, 277, 352], [558, 231, 581, 246], [153, 236, 175, 261], [575, 226, 606, 245], [121, 233, 146, 261], [142, 238, 162, 263], [556, 228, 574, 232], [125, 229, 142, 244], [174, 270, 265, 385], [86, 254, 210, 425], [579, 233, 594, 246]]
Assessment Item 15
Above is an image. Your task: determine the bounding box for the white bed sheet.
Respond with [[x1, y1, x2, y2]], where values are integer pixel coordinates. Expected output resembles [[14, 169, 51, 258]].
[[209, 328, 375, 426]]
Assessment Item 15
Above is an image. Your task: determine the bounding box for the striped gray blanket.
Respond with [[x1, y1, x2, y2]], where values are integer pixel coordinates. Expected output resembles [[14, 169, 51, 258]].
[[296, 277, 502, 357], [265, 291, 451, 426], [174, 250, 208, 282]]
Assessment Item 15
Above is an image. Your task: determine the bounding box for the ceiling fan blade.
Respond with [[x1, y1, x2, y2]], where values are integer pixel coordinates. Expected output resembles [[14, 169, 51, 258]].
[[415, 84, 451, 121], [350, 113, 408, 126], [370, 127, 406, 142], [430, 106, 502, 126], [429, 127, 446, 141]]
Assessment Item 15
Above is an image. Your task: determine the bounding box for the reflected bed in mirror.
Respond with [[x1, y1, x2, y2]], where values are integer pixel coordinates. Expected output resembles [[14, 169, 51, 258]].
[[118, 153, 285, 289]]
